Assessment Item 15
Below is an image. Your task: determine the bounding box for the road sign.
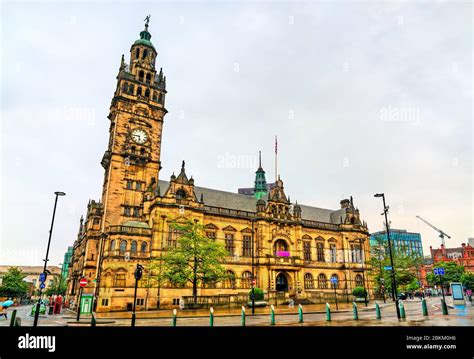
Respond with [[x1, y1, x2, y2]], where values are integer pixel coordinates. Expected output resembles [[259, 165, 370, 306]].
[[434, 268, 445, 276], [39, 272, 46, 283], [252, 279, 256, 286], [79, 278, 88, 287], [330, 277, 338, 284], [384, 266, 393, 271], [39, 283, 45, 289]]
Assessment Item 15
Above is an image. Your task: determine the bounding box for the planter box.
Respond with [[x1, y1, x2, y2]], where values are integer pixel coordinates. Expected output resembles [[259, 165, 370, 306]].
[[354, 297, 368, 303], [247, 301, 267, 308]]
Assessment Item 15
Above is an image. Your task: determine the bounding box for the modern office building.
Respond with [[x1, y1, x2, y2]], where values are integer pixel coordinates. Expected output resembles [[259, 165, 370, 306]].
[[370, 229, 423, 257]]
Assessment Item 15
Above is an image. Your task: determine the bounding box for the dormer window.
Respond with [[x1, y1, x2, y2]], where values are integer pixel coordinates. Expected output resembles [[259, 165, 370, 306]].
[[176, 189, 187, 199]]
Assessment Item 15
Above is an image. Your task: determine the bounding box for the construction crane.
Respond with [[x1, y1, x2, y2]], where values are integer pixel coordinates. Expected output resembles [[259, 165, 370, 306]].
[[416, 215, 451, 246]]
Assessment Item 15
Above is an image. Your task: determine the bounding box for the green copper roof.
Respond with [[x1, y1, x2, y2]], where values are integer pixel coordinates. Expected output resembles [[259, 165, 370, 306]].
[[133, 38, 155, 49], [133, 23, 155, 49]]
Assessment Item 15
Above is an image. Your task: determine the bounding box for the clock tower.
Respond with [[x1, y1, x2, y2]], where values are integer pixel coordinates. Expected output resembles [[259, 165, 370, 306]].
[[100, 19, 167, 229]]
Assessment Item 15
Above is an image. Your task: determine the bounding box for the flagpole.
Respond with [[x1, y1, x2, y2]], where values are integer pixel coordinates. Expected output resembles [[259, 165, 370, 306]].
[[275, 135, 278, 182]]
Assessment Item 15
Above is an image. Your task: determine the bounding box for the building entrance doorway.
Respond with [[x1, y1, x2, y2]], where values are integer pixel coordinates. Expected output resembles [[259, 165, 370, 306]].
[[276, 272, 289, 292]]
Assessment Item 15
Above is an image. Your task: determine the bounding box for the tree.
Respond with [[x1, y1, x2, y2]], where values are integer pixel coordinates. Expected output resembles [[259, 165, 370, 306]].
[[44, 275, 67, 296], [460, 272, 474, 290], [426, 261, 464, 287], [368, 237, 423, 295], [151, 220, 228, 305], [0, 267, 29, 298]]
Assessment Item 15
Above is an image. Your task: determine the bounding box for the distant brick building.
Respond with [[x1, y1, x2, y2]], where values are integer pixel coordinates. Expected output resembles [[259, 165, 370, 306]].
[[420, 243, 474, 287]]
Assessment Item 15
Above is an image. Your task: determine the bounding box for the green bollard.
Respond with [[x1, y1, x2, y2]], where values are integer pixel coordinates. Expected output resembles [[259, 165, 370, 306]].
[[270, 305, 275, 325], [210, 307, 214, 327], [422, 299, 428, 316], [91, 312, 96, 327], [375, 302, 381, 320], [172, 309, 177, 327], [326, 303, 331, 321], [241, 306, 246, 327], [298, 304, 303, 323], [9, 309, 17, 327], [352, 302, 358, 320], [399, 300, 406, 319], [441, 299, 448, 315]]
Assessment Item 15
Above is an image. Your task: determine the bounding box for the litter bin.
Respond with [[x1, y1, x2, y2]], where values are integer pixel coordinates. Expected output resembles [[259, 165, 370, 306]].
[[48, 306, 54, 315]]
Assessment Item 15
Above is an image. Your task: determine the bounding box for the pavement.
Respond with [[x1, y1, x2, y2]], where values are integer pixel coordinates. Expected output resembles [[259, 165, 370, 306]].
[[2, 297, 473, 327]]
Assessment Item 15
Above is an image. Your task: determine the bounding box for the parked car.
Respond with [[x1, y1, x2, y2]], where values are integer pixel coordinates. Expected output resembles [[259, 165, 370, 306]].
[[397, 292, 407, 300]]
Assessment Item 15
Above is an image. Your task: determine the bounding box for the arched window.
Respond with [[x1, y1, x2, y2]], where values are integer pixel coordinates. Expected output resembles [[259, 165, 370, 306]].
[[129, 84, 134, 95], [141, 242, 148, 253], [119, 240, 127, 254], [115, 272, 126, 287], [158, 93, 163, 104], [355, 274, 363, 287], [122, 83, 128, 94], [145, 89, 150, 98], [135, 48, 140, 59], [318, 274, 327, 289], [223, 270, 236, 289], [152, 92, 157, 102], [137, 87, 142, 96], [131, 241, 137, 254], [146, 73, 151, 84], [143, 49, 148, 59], [304, 273, 314, 289], [316, 242, 325, 262], [330, 274, 339, 288], [176, 189, 187, 199], [139, 70, 144, 82], [274, 239, 289, 257], [109, 240, 116, 251], [241, 271, 252, 289]]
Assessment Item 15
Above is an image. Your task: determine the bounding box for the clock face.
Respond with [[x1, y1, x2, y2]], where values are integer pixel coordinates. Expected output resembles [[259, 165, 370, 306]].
[[131, 129, 147, 144]]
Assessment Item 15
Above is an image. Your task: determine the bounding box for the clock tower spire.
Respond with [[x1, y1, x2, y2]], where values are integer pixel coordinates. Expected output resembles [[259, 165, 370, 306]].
[[100, 17, 167, 227]]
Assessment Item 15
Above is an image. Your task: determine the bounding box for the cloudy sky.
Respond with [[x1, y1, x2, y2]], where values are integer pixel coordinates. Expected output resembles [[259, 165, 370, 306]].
[[1, 1, 472, 267]]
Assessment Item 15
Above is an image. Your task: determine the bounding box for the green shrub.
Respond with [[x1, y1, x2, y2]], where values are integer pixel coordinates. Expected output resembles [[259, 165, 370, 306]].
[[352, 286, 367, 298], [249, 287, 264, 301]]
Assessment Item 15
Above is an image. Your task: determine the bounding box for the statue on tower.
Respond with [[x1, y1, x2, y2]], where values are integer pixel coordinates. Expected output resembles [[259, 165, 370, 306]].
[[144, 14, 151, 26]]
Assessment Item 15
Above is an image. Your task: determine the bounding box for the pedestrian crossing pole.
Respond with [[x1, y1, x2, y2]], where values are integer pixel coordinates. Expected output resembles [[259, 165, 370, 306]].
[[399, 300, 406, 319], [172, 309, 177, 327], [210, 307, 214, 327], [375, 302, 381, 320], [326, 303, 331, 321], [241, 306, 246, 327], [422, 299, 428, 316], [353, 302, 358, 320], [270, 305, 275, 325]]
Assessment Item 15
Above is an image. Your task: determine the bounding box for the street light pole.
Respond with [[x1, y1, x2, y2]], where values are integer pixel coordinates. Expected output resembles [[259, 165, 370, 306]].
[[34, 191, 66, 327], [131, 264, 144, 327], [374, 193, 400, 319], [358, 238, 368, 307]]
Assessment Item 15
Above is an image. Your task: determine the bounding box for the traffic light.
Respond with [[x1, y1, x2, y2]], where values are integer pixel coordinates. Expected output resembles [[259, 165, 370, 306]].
[[134, 264, 144, 280]]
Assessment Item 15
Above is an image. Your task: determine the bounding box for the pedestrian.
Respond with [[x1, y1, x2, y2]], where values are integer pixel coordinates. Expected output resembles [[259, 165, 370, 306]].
[[288, 298, 294, 309], [1, 306, 7, 320]]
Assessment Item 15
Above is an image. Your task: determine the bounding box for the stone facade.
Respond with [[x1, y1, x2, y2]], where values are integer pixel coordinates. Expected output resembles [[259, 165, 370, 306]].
[[66, 21, 372, 313]]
